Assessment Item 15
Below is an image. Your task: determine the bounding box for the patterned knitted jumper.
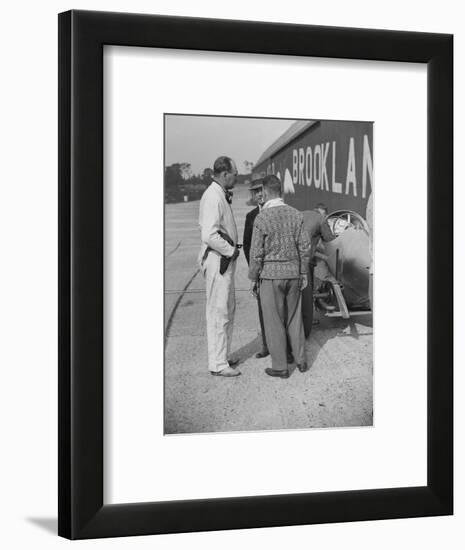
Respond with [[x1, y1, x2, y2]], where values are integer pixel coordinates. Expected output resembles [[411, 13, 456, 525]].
[[248, 204, 310, 281]]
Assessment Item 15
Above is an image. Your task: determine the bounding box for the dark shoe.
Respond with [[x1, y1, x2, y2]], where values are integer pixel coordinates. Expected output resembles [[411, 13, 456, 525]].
[[265, 367, 290, 379], [255, 349, 270, 359], [211, 366, 241, 377], [297, 362, 309, 373], [228, 358, 239, 367]]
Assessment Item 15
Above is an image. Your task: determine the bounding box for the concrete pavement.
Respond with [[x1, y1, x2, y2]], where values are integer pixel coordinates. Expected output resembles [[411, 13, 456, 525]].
[[164, 184, 373, 434]]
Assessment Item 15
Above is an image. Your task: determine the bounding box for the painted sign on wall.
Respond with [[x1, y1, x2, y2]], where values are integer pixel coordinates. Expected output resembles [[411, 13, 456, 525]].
[[254, 120, 373, 216]]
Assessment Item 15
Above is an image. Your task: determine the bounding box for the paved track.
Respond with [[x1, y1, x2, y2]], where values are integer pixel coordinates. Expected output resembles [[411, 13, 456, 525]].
[[164, 185, 373, 434]]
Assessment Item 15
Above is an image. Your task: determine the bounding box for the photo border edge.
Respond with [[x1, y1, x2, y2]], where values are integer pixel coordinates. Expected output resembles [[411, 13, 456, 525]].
[[58, 9, 453, 540]]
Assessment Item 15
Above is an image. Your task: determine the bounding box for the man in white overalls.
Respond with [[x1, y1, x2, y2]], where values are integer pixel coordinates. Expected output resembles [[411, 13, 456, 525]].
[[198, 156, 240, 377]]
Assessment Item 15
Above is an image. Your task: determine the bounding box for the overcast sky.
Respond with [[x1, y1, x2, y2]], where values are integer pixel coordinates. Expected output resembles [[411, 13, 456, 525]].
[[164, 115, 295, 175]]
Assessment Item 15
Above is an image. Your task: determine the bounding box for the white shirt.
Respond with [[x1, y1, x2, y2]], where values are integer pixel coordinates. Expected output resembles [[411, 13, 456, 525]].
[[198, 182, 238, 264], [262, 197, 285, 209]]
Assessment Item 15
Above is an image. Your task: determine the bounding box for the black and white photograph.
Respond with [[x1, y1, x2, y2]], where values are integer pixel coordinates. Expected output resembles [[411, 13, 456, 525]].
[[0, 0, 459, 547], [164, 114, 374, 434]]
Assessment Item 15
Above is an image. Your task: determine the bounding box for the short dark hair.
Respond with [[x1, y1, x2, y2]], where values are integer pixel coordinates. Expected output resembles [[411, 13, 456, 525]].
[[213, 156, 233, 175], [262, 174, 282, 196]]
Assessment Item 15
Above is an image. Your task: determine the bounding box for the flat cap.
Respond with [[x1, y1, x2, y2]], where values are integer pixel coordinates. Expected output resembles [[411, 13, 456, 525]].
[[249, 178, 263, 190]]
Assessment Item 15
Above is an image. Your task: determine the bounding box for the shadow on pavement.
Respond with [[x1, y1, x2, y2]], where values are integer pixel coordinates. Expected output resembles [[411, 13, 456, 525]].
[[304, 311, 373, 368], [231, 334, 263, 365]]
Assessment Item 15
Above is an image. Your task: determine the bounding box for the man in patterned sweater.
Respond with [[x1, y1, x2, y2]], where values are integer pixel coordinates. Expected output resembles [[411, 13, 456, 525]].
[[248, 174, 310, 378]]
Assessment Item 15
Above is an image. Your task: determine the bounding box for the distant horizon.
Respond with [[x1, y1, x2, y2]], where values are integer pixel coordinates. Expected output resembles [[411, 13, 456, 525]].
[[163, 165, 254, 177]]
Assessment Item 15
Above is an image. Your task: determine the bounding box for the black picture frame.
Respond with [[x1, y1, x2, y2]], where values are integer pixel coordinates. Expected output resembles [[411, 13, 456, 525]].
[[58, 9, 453, 540]]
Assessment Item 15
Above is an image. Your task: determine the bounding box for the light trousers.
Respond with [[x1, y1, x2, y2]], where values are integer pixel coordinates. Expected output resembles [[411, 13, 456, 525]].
[[202, 252, 236, 372]]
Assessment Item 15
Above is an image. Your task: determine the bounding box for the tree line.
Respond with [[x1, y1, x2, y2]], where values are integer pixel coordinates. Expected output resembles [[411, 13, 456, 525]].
[[164, 162, 253, 203], [164, 163, 213, 203]]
